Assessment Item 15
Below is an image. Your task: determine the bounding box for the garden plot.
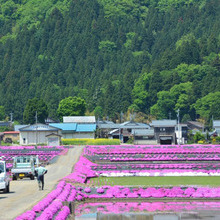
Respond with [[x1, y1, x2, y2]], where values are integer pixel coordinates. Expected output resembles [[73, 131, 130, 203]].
[[15, 145, 220, 220], [0, 146, 68, 166]]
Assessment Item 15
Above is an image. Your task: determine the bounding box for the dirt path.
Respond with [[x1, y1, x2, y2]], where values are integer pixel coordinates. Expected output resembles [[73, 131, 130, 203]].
[[0, 146, 84, 220]]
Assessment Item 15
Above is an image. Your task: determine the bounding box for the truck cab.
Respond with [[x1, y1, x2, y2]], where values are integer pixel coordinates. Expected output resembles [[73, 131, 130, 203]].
[[11, 156, 37, 180], [0, 159, 10, 193]]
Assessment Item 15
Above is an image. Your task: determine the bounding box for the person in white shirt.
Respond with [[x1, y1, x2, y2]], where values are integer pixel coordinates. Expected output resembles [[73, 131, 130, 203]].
[[35, 163, 47, 190]]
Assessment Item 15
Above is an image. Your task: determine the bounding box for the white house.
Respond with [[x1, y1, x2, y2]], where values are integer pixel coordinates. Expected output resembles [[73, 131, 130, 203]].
[[19, 123, 61, 145], [213, 120, 220, 136], [49, 123, 96, 139]]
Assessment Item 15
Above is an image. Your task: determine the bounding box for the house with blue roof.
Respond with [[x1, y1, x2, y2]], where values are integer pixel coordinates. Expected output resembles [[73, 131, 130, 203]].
[[49, 123, 96, 139]]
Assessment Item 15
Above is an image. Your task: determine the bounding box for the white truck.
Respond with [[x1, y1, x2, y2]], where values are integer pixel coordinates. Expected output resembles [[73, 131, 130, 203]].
[[11, 156, 39, 180], [0, 159, 10, 193]]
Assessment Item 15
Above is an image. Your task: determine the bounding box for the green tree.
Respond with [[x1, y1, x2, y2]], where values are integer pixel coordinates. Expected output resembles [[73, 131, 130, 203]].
[[193, 131, 205, 143], [23, 98, 48, 124], [94, 106, 103, 119], [0, 106, 6, 120], [150, 91, 175, 119], [194, 92, 220, 122], [57, 96, 86, 121]]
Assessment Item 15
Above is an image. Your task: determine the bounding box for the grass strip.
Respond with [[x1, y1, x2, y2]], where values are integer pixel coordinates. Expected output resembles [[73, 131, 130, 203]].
[[90, 176, 220, 187]]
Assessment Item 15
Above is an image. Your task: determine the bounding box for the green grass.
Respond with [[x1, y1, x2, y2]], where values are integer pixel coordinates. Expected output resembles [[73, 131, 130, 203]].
[[90, 176, 220, 187]]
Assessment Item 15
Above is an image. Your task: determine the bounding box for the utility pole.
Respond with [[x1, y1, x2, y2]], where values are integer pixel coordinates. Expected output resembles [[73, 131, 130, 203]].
[[177, 109, 181, 145], [169, 112, 171, 120], [10, 112, 13, 122], [35, 111, 38, 147]]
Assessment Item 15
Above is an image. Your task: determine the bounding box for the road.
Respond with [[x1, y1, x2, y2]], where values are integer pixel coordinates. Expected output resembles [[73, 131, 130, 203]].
[[0, 146, 83, 220]]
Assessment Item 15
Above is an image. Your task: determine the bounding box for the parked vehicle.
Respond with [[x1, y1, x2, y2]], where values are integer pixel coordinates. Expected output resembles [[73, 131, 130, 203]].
[[11, 156, 38, 180], [0, 158, 10, 193]]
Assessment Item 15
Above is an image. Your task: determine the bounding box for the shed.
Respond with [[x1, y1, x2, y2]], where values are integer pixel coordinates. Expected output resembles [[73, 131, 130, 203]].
[[45, 133, 62, 146], [3, 131, 20, 142], [19, 123, 61, 145]]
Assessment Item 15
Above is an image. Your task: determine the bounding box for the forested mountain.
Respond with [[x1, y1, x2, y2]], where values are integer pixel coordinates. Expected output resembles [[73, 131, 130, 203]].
[[0, 0, 219, 124]]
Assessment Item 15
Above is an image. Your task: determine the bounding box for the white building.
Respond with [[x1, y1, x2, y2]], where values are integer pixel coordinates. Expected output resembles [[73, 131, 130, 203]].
[[63, 116, 96, 124], [19, 124, 61, 145]]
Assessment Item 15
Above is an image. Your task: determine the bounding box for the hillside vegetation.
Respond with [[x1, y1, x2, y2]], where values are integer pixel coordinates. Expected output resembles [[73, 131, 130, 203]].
[[0, 0, 219, 124]]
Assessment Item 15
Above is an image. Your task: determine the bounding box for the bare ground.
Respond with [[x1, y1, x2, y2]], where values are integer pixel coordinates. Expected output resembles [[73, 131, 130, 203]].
[[0, 146, 83, 220]]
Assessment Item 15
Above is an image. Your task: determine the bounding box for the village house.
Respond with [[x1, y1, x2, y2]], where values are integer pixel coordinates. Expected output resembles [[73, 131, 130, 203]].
[[19, 123, 61, 145], [150, 120, 177, 145]]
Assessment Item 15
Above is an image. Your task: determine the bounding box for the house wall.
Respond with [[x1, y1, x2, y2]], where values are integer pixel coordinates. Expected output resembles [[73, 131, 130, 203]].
[[20, 131, 60, 145], [134, 139, 157, 145], [73, 132, 95, 139], [47, 136, 60, 146], [62, 132, 95, 139], [154, 127, 176, 144], [3, 133, 19, 142]]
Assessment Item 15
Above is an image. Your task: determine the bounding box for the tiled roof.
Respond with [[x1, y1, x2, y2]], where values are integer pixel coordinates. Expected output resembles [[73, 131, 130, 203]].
[[4, 131, 19, 134], [19, 123, 60, 131]]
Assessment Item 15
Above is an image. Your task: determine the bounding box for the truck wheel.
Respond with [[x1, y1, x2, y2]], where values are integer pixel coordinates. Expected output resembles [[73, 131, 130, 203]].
[[4, 183, 9, 193], [6, 183, 10, 193], [30, 175, 35, 180], [12, 175, 17, 181]]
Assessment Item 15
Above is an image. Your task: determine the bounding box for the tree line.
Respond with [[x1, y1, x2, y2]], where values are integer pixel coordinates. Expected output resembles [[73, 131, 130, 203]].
[[0, 0, 219, 127]]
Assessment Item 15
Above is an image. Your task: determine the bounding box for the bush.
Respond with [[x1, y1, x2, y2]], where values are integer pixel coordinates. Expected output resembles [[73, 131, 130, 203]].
[[62, 138, 120, 145]]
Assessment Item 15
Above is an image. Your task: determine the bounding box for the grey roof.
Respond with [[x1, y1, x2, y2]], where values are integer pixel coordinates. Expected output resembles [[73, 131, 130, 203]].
[[119, 121, 150, 129], [150, 120, 177, 127], [187, 121, 204, 129], [213, 120, 220, 128], [97, 121, 120, 129], [132, 129, 154, 136], [14, 125, 28, 131], [97, 121, 150, 129], [0, 121, 11, 127], [63, 116, 96, 123], [45, 133, 62, 137], [19, 123, 61, 131]]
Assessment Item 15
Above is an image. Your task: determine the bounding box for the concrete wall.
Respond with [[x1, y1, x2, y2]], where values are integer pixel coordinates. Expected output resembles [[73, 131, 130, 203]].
[[62, 132, 95, 139]]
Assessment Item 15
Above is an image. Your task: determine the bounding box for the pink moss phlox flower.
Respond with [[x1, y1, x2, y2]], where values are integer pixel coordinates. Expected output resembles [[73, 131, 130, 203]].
[[54, 206, 70, 220], [15, 210, 36, 220]]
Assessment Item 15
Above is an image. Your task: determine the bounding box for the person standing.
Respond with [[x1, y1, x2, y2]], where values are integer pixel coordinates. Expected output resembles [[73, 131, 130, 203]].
[[35, 163, 47, 190]]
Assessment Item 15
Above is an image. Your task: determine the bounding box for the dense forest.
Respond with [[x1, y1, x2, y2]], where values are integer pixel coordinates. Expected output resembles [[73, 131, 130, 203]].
[[0, 0, 219, 125]]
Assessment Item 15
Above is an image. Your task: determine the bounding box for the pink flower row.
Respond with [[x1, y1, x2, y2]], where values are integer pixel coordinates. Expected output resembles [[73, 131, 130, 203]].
[[92, 162, 219, 170], [16, 181, 71, 220], [75, 201, 220, 215], [15, 183, 220, 219], [85, 145, 220, 155], [79, 186, 220, 199]]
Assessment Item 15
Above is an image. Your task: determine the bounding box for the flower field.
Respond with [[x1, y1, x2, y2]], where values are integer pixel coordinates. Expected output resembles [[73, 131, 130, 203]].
[[0, 146, 68, 168], [15, 145, 220, 219], [75, 201, 220, 216]]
